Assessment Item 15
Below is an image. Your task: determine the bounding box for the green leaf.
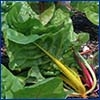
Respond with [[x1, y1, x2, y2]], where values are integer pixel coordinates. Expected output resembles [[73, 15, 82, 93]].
[[27, 66, 45, 82], [85, 6, 99, 25], [1, 64, 24, 99], [77, 32, 89, 44], [13, 77, 66, 98], [5, 28, 45, 44], [6, 2, 22, 26], [6, 2, 41, 34], [67, 32, 78, 42], [39, 3, 55, 25], [13, 18, 43, 35], [51, 9, 70, 25]]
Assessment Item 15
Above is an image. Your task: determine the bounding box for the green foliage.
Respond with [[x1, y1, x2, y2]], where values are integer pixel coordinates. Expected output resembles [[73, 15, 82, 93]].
[[39, 3, 55, 25], [85, 4, 99, 26], [3, 2, 89, 72], [6, 2, 40, 34], [1, 64, 24, 99], [5, 28, 45, 44], [1, 65, 67, 99], [13, 77, 66, 99]]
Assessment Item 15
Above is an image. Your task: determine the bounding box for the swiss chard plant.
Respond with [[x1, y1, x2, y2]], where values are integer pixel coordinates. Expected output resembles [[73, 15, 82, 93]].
[[1, 1, 98, 99]]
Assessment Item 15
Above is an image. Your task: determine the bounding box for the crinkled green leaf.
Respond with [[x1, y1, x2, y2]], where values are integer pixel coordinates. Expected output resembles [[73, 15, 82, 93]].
[[19, 2, 38, 21], [51, 9, 69, 25], [6, 28, 45, 44], [6, 2, 41, 34], [39, 3, 55, 25], [50, 8, 74, 41], [6, 2, 22, 27], [1, 64, 24, 99], [13, 77, 66, 98], [6, 2, 62, 36], [12, 18, 43, 35]]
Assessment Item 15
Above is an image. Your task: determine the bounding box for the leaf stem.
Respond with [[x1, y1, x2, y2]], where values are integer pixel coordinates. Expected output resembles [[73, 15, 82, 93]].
[[77, 52, 97, 95], [74, 52, 93, 89]]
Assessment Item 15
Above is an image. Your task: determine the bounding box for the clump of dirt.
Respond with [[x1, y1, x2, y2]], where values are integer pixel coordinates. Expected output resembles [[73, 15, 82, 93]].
[[71, 12, 98, 41]]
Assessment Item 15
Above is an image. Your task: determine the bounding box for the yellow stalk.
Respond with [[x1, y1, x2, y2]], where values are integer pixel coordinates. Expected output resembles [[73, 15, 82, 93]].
[[60, 74, 79, 92], [66, 66, 82, 82], [34, 43, 86, 95], [61, 74, 88, 98]]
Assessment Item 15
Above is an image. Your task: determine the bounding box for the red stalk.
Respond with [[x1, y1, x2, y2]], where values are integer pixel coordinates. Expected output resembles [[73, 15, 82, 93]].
[[74, 53, 93, 89], [80, 50, 92, 55], [80, 63, 93, 89]]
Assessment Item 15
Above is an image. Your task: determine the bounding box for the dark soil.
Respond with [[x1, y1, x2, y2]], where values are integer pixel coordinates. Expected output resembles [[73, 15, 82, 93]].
[[71, 12, 98, 41]]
